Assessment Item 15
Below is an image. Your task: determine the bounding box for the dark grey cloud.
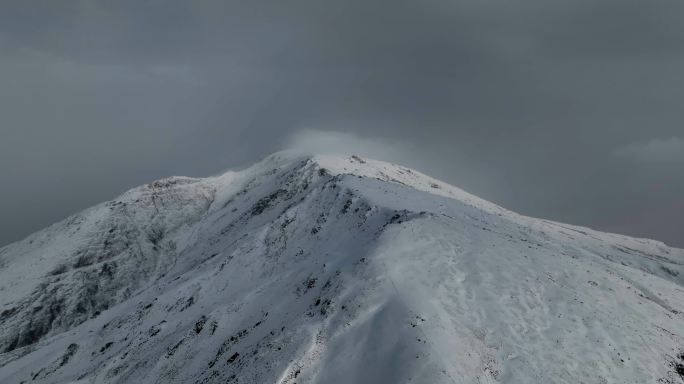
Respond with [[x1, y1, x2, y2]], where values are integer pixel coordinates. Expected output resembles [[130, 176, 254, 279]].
[[1, 0, 683, 247]]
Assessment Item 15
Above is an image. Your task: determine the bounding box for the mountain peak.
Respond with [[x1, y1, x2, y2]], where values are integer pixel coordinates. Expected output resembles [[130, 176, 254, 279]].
[[1, 152, 683, 383], [215, 150, 508, 217]]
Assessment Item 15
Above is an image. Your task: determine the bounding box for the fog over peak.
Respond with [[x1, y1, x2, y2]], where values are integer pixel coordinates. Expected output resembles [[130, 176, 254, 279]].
[[1, 0, 683, 247]]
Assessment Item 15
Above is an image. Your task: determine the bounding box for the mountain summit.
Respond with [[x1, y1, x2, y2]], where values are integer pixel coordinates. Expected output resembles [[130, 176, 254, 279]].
[[1, 152, 683, 383]]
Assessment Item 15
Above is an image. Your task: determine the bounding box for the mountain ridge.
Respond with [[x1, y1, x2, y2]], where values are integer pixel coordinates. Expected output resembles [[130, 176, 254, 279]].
[[1, 152, 683, 383]]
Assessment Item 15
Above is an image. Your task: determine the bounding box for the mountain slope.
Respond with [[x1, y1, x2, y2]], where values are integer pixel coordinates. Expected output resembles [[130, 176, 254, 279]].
[[0, 152, 683, 384]]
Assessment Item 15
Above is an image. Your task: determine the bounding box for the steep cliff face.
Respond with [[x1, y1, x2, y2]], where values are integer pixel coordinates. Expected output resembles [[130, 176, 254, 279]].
[[1, 152, 683, 384]]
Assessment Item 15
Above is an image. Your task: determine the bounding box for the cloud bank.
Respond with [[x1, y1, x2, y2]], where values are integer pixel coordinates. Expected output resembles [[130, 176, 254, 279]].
[[614, 137, 684, 164]]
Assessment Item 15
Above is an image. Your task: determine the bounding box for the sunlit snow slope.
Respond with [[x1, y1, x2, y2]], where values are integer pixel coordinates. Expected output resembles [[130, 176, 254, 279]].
[[1, 152, 683, 384]]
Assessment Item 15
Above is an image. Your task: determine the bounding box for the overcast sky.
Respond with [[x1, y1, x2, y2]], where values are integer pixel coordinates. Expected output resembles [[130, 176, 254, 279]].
[[1, 0, 683, 248]]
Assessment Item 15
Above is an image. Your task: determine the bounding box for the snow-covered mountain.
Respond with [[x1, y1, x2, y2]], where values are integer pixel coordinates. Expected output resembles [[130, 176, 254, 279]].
[[1, 152, 683, 384]]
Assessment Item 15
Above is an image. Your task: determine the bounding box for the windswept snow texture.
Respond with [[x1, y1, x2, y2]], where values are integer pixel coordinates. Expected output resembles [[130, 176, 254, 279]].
[[1, 152, 683, 384]]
